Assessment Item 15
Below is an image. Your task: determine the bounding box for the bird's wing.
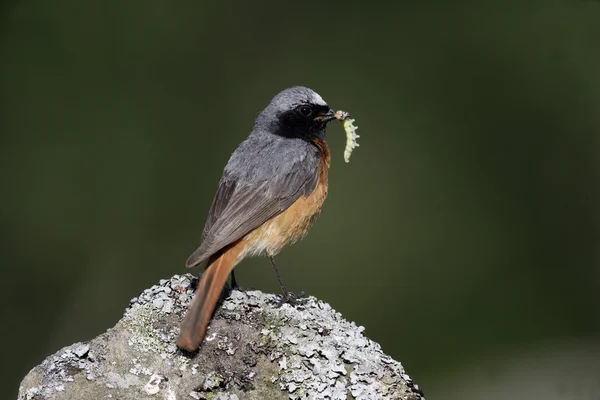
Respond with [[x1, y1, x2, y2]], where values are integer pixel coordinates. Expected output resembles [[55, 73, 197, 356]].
[[185, 156, 319, 268]]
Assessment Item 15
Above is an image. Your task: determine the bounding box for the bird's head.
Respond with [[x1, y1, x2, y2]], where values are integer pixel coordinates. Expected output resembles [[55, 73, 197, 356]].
[[255, 86, 336, 141]]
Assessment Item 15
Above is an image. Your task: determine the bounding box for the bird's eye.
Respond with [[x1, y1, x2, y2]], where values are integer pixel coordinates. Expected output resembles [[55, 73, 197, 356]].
[[298, 105, 312, 117]]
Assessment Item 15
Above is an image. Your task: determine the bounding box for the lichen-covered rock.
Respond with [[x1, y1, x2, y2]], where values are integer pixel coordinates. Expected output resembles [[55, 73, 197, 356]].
[[18, 274, 424, 400]]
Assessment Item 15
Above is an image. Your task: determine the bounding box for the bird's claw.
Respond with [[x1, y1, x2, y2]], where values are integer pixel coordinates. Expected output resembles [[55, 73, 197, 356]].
[[275, 291, 307, 307], [232, 285, 253, 293]]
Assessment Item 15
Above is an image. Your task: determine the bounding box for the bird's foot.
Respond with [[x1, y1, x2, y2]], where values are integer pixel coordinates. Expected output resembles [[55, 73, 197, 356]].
[[275, 290, 307, 307], [229, 273, 253, 292], [231, 284, 254, 292]]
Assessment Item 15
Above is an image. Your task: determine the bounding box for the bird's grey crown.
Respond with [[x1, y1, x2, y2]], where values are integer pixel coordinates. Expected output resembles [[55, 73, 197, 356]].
[[255, 86, 328, 129]]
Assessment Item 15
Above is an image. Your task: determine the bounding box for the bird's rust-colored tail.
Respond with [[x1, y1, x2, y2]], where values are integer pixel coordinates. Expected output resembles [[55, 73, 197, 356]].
[[177, 241, 244, 352]]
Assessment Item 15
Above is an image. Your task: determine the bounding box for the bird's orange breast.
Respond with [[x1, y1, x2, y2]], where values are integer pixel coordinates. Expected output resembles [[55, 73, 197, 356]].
[[240, 139, 330, 259]]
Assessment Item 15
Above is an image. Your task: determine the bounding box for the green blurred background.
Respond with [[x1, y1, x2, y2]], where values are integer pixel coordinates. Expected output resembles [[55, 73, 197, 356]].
[[2, 0, 600, 399]]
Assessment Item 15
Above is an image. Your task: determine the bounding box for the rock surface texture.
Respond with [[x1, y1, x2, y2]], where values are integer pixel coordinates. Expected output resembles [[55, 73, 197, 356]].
[[18, 274, 424, 400]]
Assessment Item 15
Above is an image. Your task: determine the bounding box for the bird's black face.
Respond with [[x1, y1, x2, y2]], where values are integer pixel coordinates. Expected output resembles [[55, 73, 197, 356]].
[[276, 102, 336, 141]]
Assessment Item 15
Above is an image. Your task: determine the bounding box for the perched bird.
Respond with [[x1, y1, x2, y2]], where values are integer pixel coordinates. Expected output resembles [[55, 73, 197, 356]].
[[177, 86, 337, 352]]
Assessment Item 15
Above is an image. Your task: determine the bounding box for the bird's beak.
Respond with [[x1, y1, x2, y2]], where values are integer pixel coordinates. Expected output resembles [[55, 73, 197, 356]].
[[314, 109, 336, 122]]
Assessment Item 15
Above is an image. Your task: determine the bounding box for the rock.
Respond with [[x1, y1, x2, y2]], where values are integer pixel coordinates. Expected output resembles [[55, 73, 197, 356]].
[[18, 274, 424, 400]]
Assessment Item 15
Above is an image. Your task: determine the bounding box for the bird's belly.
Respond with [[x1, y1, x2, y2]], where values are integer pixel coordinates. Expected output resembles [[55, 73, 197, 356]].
[[241, 184, 327, 257], [240, 144, 329, 259]]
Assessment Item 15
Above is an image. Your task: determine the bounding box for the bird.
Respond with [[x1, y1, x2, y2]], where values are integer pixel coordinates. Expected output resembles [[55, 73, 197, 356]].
[[177, 86, 338, 352]]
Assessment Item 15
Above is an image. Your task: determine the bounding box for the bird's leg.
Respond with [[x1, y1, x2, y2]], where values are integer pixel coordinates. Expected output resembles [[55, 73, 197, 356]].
[[268, 255, 305, 306], [229, 269, 252, 291], [230, 270, 239, 290]]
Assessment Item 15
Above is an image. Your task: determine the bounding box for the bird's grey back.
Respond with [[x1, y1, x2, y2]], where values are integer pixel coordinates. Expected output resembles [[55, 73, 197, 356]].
[[223, 130, 319, 188]]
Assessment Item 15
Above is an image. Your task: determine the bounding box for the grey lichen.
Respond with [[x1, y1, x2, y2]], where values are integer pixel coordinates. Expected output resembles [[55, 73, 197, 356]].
[[18, 274, 424, 400]]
